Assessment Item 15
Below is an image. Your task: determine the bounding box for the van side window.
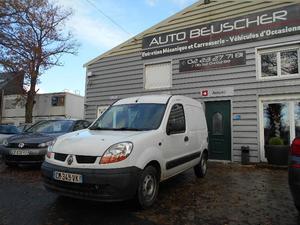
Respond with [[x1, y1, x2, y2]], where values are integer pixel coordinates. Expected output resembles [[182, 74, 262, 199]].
[[166, 104, 186, 135]]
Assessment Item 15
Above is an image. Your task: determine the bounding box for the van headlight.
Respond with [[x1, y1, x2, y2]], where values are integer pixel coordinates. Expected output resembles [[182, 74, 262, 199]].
[[43, 139, 56, 158], [100, 142, 133, 164]]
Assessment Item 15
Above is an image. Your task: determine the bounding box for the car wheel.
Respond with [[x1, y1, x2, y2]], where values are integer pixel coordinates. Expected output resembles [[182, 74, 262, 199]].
[[194, 152, 207, 178], [136, 166, 159, 209]]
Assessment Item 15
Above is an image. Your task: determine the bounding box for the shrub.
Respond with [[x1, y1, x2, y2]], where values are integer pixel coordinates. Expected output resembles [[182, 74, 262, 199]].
[[268, 137, 284, 145]]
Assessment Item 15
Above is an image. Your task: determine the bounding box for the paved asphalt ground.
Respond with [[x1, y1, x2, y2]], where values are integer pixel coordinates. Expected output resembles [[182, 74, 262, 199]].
[[0, 159, 299, 225]]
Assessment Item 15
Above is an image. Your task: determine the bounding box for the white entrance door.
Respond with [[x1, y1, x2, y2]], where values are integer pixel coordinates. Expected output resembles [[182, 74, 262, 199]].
[[259, 95, 300, 161]]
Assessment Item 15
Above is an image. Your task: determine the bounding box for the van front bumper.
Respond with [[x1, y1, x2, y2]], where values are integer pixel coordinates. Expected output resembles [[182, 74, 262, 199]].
[[41, 162, 142, 202]]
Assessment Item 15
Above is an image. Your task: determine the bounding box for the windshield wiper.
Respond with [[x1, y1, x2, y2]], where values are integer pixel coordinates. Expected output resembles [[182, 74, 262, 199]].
[[89, 127, 114, 131], [89, 127, 143, 131], [112, 127, 142, 131]]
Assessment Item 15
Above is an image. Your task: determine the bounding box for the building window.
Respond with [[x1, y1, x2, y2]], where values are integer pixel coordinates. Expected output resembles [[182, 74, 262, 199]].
[[262, 99, 300, 147], [263, 102, 290, 146], [212, 112, 223, 135], [258, 45, 300, 79], [144, 62, 172, 90], [51, 96, 65, 106]]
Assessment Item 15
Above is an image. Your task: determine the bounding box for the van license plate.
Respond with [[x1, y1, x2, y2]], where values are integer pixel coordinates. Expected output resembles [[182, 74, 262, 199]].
[[53, 171, 83, 183]]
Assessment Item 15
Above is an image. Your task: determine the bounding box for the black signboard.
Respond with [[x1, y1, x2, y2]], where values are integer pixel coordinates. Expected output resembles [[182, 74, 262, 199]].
[[179, 51, 246, 72], [142, 4, 300, 59]]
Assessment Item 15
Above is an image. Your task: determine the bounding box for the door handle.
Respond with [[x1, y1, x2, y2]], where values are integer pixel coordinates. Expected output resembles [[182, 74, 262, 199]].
[[184, 136, 189, 142]]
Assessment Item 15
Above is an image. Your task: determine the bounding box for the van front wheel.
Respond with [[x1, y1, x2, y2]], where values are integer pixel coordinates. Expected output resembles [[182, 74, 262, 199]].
[[194, 152, 207, 178], [136, 166, 159, 209]]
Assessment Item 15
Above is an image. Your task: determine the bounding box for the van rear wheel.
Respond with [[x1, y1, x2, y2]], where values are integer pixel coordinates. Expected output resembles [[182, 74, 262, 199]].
[[194, 152, 207, 178], [136, 166, 159, 209]]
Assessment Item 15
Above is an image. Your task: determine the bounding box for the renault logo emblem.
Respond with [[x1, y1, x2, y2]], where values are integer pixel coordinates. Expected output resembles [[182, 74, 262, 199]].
[[18, 143, 25, 148], [67, 155, 74, 165]]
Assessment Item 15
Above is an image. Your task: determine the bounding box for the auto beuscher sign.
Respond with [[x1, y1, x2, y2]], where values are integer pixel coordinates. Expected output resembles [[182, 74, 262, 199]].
[[142, 4, 300, 59]]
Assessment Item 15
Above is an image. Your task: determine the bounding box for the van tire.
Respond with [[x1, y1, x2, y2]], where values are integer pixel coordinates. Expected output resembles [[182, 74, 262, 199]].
[[136, 166, 159, 209], [194, 152, 207, 178]]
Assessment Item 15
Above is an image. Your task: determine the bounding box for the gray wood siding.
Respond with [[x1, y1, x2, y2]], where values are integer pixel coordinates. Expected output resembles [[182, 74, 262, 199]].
[[85, 34, 300, 163]]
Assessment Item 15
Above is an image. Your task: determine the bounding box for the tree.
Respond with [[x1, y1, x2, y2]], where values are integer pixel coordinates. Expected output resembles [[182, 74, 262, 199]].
[[0, 0, 78, 123]]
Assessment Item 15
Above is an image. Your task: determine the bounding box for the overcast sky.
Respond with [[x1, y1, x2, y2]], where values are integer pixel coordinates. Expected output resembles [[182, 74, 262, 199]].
[[38, 0, 198, 95]]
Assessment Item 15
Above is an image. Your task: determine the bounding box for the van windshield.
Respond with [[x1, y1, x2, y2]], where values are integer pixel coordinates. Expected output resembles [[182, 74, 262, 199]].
[[90, 103, 166, 131]]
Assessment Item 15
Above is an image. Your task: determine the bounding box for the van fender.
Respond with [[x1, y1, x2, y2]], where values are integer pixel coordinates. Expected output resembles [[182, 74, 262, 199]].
[[135, 147, 164, 178]]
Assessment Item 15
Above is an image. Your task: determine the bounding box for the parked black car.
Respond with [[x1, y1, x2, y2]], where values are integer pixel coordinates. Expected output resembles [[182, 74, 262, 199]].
[[0, 124, 20, 143], [1, 119, 90, 166], [17, 123, 33, 132], [289, 137, 300, 211]]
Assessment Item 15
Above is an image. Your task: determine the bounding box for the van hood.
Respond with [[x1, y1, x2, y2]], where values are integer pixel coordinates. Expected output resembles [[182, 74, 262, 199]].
[[54, 129, 146, 156]]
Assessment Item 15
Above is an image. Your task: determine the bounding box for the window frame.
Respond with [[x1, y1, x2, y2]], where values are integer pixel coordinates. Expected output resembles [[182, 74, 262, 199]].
[[257, 43, 300, 80], [143, 61, 172, 90], [166, 103, 186, 135], [51, 95, 65, 107], [259, 94, 300, 162]]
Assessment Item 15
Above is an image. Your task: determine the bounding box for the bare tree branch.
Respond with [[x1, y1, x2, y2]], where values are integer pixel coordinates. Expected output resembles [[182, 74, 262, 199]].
[[0, 0, 79, 123]]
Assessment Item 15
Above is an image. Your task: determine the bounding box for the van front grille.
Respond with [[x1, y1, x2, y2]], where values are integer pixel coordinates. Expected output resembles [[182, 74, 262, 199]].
[[54, 153, 68, 162], [76, 155, 97, 164]]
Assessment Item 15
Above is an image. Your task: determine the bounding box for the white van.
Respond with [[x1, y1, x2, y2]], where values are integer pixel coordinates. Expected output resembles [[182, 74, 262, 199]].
[[41, 95, 208, 208]]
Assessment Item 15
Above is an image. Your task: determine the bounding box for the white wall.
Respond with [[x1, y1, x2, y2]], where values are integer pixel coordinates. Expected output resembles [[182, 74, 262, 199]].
[[34, 94, 65, 117], [65, 93, 84, 119], [2, 95, 26, 125], [1, 92, 84, 125]]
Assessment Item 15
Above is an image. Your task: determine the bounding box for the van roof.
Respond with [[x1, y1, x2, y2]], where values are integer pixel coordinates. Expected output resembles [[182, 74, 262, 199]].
[[114, 95, 201, 106], [115, 95, 172, 105]]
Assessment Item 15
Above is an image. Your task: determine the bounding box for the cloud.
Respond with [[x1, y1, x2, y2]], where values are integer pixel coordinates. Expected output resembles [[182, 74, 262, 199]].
[[55, 0, 130, 49], [69, 16, 129, 49], [35, 86, 46, 94], [145, 0, 158, 7]]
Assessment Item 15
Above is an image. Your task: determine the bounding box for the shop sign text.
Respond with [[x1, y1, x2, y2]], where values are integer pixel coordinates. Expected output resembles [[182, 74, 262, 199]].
[[179, 51, 246, 72], [142, 4, 300, 58]]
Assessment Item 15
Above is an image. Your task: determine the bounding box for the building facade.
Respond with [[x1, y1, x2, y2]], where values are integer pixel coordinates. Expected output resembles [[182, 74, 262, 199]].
[[2, 92, 84, 125], [84, 0, 300, 163]]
